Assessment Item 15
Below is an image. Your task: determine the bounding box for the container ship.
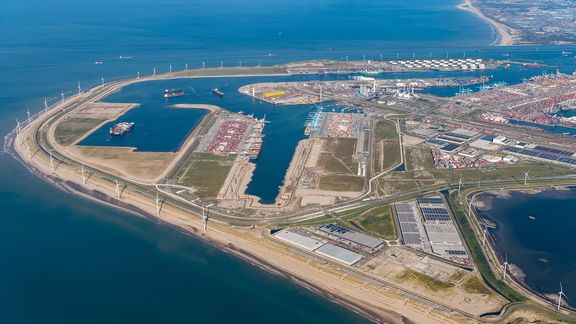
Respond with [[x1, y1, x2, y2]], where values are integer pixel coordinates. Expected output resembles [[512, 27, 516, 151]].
[[212, 88, 224, 96], [244, 118, 266, 160], [164, 88, 185, 98], [523, 63, 541, 69], [109, 122, 135, 136]]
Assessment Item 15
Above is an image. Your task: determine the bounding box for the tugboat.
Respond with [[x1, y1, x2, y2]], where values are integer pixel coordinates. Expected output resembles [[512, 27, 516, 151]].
[[163, 88, 185, 98], [109, 122, 135, 136], [212, 88, 224, 96]]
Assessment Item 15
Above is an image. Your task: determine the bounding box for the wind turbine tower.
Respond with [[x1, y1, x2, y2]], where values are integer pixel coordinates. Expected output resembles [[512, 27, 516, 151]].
[[61, 92, 65, 104], [503, 254, 510, 281], [202, 203, 213, 234], [524, 171, 529, 186], [557, 282, 568, 311], [115, 180, 121, 199], [155, 192, 161, 216], [77, 80, 81, 95], [81, 164, 87, 184], [49, 149, 55, 174], [26, 143, 32, 160], [44, 98, 49, 112], [458, 175, 463, 195]]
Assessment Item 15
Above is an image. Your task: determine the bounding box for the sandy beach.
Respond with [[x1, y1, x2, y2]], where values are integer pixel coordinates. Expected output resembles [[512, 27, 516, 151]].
[[457, 0, 517, 46]]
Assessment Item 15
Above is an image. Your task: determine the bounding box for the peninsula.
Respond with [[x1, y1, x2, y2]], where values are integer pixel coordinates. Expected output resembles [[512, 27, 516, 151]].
[[8, 61, 576, 323]]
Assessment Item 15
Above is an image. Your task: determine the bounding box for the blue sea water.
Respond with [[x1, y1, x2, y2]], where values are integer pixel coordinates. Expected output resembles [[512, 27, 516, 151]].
[[476, 189, 576, 307], [1, 0, 576, 322]]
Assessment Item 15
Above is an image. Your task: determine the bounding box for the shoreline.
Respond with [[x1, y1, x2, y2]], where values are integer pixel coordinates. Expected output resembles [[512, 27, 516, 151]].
[[457, 0, 517, 46], [11, 66, 575, 322], [11, 148, 408, 323], [468, 188, 576, 311], [7, 77, 444, 323]]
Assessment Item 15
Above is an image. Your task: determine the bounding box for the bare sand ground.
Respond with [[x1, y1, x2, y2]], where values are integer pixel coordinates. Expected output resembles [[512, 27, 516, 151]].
[[457, 0, 518, 46], [65, 146, 175, 182]]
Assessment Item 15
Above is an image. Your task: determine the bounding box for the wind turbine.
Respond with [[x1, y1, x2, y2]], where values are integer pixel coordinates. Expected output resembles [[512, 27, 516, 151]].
[[524, 170, 530, 186], [44, 98, 49, 112], [49, 149, 55, 174], [557, 282, 568, 311], [202, 203, 214, 234], [26, 106, 31, 124], [502, 254, 510, 281], [482, 225, 488, 246], [77, 80, 82, 95], [61, 92, 65, 104], [155, 192, 161, 216], [458, 174, 463, 195], [115, 180, 121, 199], [81, 164, 87, 184]]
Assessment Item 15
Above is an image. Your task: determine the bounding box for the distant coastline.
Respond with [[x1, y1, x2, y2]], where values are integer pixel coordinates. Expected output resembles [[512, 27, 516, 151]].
[[457, 0, 516, 46]]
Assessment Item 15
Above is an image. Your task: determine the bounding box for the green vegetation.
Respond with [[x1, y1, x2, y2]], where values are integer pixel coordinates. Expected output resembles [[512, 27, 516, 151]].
[[54, 118, 105, 145], [448, 191, 526, 302], [397, 269, 454, 292], [463, 276, 492, 295], [380, 160, 575, 195], [178, 153, 234, 198], [373, 120, 398, 141], [382, 142, 401, 170], [336, 206, 374, 220], [317, 138, 358, 174], [372, 119, 401, 174], [404, 146, 435, 171], [354, 205, 397, 240], [318, 174, 364, 191]]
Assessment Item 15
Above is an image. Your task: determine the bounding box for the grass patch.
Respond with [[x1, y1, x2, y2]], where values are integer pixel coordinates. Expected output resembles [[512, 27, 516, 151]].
[[318, 174, 364, 191], [448, 191, 526, 302], [336, 206, 374, 220], [354, 205, 397, 240], [373, 120, 398, 141], [55, 118, 105, 145], [382, 141, 401, 170], [178, 153, 234, 198], [317, 138, 358, 175], [463, 276, 492, 295], [404, 146, 435, 171], [397, 269, 454, 292]]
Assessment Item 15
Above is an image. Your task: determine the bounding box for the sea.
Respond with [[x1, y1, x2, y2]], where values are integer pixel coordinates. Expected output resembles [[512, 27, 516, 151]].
[[1, 0, 576, 322], [475, 189, 576, 307]]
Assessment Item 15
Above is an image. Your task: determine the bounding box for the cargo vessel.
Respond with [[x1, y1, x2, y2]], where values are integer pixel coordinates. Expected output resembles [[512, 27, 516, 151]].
[[212, 88, 224, 96], [523, 63, 541, 69], [164, 88, 185, 98], [109, 122, 135, 136]]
